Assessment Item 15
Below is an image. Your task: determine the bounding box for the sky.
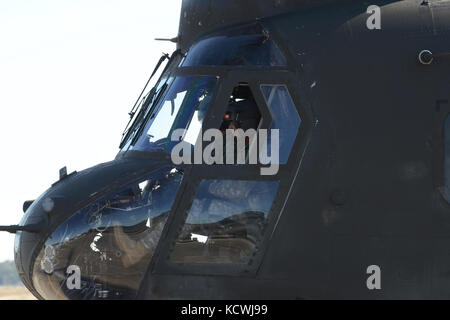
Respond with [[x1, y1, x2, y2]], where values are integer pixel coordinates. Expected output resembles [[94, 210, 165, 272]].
[[0, 0, 182, 262]]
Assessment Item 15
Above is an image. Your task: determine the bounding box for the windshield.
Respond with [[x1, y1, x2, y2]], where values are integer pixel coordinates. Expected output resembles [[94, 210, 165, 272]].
[[126, 76, 218, 153], [120, 53, 180, 150]]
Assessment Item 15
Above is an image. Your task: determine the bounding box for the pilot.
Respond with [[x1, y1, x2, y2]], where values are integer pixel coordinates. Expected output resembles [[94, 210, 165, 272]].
[[220, 98, 261, 164], [220, 98, 260, 133]]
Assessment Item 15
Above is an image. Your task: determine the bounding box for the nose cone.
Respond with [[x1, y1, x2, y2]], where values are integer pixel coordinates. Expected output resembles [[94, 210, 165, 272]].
[[14, 158, 172, 299], [14, 195, 50, 298]]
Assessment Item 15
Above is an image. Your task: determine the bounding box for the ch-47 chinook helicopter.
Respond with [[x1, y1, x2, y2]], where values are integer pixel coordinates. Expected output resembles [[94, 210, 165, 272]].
[[1, 0, 450, 300]]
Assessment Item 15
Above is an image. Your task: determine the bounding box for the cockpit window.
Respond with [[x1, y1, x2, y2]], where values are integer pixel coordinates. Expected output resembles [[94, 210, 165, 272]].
[[120, 53, 181, 151], [181, 24, 286, 67], [129, 76, 217, 153], [261, 85, 301, 164], [171, 180, 279, 264]]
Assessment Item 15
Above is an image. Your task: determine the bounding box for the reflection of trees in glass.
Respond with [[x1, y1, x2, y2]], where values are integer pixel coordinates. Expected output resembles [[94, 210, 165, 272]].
[[172, 180, 279, 264]]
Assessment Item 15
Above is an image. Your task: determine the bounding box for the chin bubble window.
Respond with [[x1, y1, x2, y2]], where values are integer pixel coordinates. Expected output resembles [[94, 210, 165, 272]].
[[171, 180, 279, 264], [32, 168, 183, 300]]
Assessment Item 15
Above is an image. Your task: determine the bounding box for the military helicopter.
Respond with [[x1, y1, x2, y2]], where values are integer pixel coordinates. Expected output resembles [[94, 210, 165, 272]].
[[1, 0, 450, 300]]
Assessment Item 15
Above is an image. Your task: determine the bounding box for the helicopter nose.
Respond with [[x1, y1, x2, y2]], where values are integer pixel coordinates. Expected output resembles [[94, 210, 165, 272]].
[[14, 195, 51, 298], [13, 158, 174, 300]]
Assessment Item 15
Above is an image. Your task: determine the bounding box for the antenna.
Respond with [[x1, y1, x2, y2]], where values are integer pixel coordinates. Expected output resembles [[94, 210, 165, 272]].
[[155, 36, 179, 43], [0, 221, 46, 234]]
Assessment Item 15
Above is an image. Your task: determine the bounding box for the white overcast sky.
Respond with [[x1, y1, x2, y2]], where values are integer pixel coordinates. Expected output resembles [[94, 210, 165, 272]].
[[0, 0, 182, 262]]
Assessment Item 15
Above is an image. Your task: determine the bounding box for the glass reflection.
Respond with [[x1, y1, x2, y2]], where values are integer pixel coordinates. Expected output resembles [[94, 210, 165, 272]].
[[131, 76, 217, 153], [171, 180, 279, 264], [261, 85, 301, 164], [32, 167, 183, 300]]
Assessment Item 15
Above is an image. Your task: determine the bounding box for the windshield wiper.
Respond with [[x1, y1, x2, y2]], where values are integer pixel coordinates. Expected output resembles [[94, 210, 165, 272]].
[[130, 53, 170, 117], [119, 53, 170, 149], [129, 82, 169, 147]]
